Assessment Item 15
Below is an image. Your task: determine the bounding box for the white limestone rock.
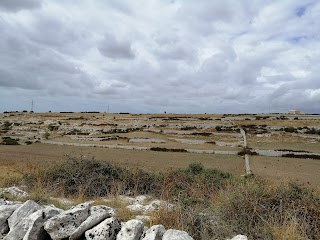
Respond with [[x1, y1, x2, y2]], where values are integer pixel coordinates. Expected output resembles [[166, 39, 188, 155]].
[[144, 200, 175, 212], [44, 202, 91, 239], [162, 229, 194, 240], [230, 234, 248, 240], [116, 219, 144, 240], [0, 187, 28, 198], [0, 205, 21, 234], [23, 206, 62, 240], [134, 215, 151, 222], [7, 200, 41, 230], [0, 199, 22, 206], [119, 195, 150, 205], [126, 204, 144, 212], [4, 206, 61, 240], [135, 195, 150, 204], [70, 205, 114, 240], [141, 225, 165, 240], [85, 217, 121, 240]]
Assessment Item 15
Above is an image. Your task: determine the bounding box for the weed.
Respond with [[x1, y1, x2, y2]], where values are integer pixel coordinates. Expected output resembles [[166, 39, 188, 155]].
[[150, 147, 188, 153], [1, 137, 19, 145]]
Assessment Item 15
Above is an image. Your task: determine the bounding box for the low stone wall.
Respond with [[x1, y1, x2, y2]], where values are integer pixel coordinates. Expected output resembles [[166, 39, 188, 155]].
[[0, 199, 194, 240], [0, 198, 248, 240]]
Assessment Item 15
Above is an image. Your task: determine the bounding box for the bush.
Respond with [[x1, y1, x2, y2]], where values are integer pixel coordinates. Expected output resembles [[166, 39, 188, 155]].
[[215, 126, 222, 131], [43, 132, 50, 139], [238, 147, 258, 156], [305, 128, 320, 135], [23, 157, 231, 202], [150, 147, 188, 152], [187, 162, 204, 175], [23, 156, 162, 198], [1, 137, 19, 145], [283, 127, 297, 133]]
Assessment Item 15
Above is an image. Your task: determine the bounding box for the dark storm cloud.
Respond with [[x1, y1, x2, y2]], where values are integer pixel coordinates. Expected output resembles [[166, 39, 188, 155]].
[[0, 0, 42, 12]]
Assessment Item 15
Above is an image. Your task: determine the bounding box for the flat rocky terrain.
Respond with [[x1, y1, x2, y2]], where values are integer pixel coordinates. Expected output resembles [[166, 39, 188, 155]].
[[1, 112, 320, 191]]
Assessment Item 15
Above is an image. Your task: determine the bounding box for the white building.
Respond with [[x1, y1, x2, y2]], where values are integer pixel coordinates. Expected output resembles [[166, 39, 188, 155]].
[[288, 110, 302, 114]]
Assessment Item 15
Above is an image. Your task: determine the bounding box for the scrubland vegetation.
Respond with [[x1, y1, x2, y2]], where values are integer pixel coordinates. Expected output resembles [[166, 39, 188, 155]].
[[2, 156, 319, 240], [1, 112, 320, 239]]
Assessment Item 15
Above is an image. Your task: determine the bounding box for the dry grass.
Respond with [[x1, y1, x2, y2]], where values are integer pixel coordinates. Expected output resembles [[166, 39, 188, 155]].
[[1, 157, 316, 240]]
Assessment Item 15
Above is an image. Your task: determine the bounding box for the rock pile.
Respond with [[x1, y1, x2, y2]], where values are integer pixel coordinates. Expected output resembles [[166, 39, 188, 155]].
[[0, 199, 194, 240]]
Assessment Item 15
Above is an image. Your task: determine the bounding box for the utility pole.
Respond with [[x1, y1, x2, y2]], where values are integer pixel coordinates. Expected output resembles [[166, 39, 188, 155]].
[[108, 104, 110, 113], [31, 99, 34, 112]]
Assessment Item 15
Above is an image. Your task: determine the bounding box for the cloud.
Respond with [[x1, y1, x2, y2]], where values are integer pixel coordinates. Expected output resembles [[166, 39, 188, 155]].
[[0, 0, 42, 12], [98, 33, 135, 59], [0, 0, 319, 113]]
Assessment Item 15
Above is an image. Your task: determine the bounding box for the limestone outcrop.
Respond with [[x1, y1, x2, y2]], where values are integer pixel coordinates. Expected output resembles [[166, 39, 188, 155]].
[[0, 197, 248, 240]]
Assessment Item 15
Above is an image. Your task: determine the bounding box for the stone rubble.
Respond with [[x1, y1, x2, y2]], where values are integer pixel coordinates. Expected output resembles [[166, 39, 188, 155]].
[[0, 197, 248, 240], [0, 187, 28, 198], [123, 196, 175, 213]]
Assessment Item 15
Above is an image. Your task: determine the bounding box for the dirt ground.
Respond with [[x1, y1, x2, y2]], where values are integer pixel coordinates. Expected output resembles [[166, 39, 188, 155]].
[[250, 155, 320, 192], [1, 112, 320, 192], [0, 143, 244, 176], [1, 143, 320, 192]]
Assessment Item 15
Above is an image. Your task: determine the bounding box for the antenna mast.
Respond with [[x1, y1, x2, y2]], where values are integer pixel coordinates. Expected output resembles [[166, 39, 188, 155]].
[[31, 99, 34, 112]]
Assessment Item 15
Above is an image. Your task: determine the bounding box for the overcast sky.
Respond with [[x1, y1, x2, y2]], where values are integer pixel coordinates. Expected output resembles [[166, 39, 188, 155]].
[[0, 0, 319, 113]]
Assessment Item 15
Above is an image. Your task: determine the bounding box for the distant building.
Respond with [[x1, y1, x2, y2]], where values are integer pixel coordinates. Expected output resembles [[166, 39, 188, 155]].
[[288, 110, 302, 114]]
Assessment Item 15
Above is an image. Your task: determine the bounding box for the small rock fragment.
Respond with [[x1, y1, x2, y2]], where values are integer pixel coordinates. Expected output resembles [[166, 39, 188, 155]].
[[230, 234, 248, 240]]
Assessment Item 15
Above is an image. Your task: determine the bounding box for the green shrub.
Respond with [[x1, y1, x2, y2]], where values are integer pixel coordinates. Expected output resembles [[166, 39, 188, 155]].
[[283, 127, 297, 133], [215, 126, 222, 131], [23, 156, 162, 197], [43, 132, 50, 139], [187, 162, 204, 175], [150, 147, 187, 152], [1, 137, 19, 145]]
